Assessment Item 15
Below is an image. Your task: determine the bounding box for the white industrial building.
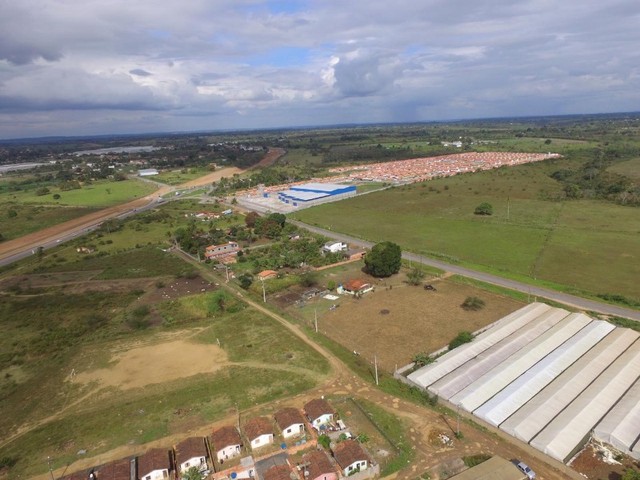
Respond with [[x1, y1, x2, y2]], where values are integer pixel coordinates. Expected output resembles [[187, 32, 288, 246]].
[[406, 303, 640, 463]]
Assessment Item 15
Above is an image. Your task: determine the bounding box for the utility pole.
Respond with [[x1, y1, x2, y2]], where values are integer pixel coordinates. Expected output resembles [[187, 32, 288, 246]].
[[456, 405, 461, 437], [261, 278, 266, 303], [507, 196, 510, 222], [374, 354, 379, 386], [47, 456, 54, 480], [314, 308, 318, 333]]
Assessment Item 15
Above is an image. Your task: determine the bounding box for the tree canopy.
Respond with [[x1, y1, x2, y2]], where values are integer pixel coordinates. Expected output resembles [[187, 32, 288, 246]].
[[364, 241, 402, 277]]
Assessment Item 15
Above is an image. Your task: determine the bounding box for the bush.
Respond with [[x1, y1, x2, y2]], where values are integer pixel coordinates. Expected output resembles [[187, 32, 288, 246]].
[[461, 296, 485, 311], [474, 202, 493, 215], [35, 187, 50, 196], [449, 331, 473, 350]]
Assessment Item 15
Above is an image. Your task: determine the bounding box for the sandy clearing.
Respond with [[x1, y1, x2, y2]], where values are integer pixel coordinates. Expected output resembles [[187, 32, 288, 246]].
[[180, 166, 243, 188], [73, 339, 228, 390]]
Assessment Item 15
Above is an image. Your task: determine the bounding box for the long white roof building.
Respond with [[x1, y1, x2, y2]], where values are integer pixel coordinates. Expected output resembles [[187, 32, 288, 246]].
[[406, 303, 640, 463]]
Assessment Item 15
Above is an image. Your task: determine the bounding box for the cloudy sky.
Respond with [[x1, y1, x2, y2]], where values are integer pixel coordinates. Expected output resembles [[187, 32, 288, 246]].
[[1, 0, 639, 139]]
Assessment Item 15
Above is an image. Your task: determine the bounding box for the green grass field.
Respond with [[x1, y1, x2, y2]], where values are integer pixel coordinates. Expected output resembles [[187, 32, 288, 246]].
[[0, 179, 156, 207], [608, 157, 640, 181], [0, 277, 329, 478], [291, 162, 640, 300], [0, 179, 158, 240]]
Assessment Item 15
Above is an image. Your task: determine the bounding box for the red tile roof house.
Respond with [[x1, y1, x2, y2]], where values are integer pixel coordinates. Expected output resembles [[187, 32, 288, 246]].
[[338, 279, 373, 296], [263, 464, 295, 480], [205, 241, 240, 261], [274, 407, 306, 439], [332, 440, 370, 477], [174, 437, 209, 475], [301, 450, 337, 480], [137, 448, 172, 480], [211, 425, 243, 464], [257, 270, 278, 281], [304, 399, 336, 429], [97, 458, 134, 480], [244, 416, 275, 450]]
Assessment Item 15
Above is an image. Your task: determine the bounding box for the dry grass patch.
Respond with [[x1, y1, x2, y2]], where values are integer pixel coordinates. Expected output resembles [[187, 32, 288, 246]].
[[317, 280, 523, 370]]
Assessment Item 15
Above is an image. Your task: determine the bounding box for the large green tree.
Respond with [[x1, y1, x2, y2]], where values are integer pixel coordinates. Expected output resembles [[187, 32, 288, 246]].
[[364, 241, 402, 277]]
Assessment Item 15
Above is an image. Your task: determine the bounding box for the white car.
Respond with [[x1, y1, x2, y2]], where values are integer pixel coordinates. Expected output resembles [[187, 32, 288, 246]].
[[516, 461, 536, 479]]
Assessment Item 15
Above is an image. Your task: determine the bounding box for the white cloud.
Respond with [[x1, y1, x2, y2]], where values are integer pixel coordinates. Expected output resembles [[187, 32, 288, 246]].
[[0, 0, 639, 138]]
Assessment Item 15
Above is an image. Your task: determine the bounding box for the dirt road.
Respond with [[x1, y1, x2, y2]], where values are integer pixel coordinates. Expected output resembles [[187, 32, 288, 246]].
[[30, 251, 579, 480]]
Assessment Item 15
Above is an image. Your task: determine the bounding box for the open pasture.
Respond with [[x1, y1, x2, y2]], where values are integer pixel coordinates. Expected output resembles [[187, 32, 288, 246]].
[[0, 179, 156, 207], [0, 276, 329, 479], [292, 161, 640, 300]]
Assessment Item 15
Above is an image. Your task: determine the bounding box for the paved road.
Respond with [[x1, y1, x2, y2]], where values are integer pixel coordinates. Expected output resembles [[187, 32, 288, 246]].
[[290, 220, 640, 322]]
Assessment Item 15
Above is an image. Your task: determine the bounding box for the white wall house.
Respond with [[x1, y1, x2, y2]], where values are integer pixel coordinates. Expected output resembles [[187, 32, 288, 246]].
[[175, 437, 209, 475], [212, 426, 242, 463], [274, 408, 306, 439], [322, 241, 347, 254], [138, 449, 171, 480], [304, 399, 335, 429]]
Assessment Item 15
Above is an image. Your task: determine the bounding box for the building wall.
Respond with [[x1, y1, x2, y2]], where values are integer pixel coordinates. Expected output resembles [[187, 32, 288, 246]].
[[282, 423, 304, 438], [140, 468, 168, 480], [179, 456, 207, 473], [251, 433, 273, 449], [217, 445, 241, 462]]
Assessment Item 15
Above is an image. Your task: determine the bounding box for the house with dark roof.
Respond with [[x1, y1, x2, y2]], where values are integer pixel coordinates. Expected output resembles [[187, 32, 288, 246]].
[[304, 399, 335, 428], [137, 448, 172, 480], [263, 464, 294, 480], [332, 440, 369, 477], [211, 426, 242, 463], [174, 437, 209, 474], [274, 407, 306, 439], [302, 450, 337, 480], [244, 416, 274, 450]]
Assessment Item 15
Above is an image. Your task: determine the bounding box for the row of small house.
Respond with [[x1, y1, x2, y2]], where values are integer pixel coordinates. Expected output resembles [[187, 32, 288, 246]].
[[62, 399, 374, 480]]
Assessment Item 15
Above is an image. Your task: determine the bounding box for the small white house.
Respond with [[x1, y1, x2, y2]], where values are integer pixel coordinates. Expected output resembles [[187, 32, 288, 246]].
[[304, 399, 335, 428], [274, 408, 306, 439], [212, 426, 242, 463], [332, 440, 369, 477], [244, 417, 274, 450], [175, 437, 208, 474], [137, 448, 171, 480], [322, 241, 347, 254]]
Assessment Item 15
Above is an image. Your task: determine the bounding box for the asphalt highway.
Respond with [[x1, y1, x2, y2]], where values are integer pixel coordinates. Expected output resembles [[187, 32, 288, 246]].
[[289, 219, 640, 322]]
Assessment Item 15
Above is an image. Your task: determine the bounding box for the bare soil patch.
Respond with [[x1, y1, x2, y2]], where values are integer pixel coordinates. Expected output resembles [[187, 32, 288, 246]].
[[179, 166, 243, 188], [317, 279, 523, 370], [570, 441, 639, 479], [72, 339, 228, 390], [250, 147, 286, 169]]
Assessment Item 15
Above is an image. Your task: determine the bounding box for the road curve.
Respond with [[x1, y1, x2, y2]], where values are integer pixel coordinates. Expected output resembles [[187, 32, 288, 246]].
[[289, 219, 640, 322]]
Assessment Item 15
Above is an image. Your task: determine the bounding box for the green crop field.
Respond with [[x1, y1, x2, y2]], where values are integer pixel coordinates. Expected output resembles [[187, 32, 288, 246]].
[[291, 162, 640, 300]]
